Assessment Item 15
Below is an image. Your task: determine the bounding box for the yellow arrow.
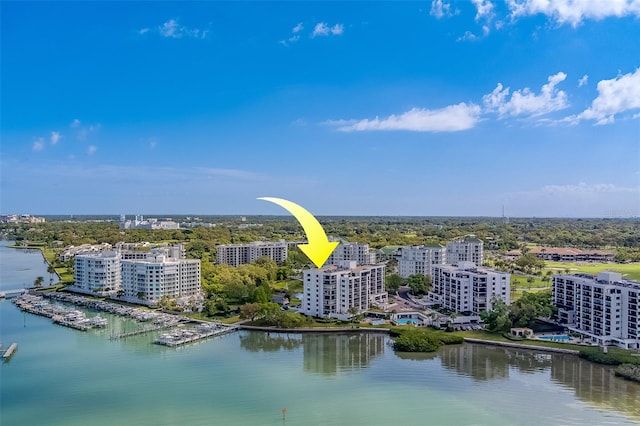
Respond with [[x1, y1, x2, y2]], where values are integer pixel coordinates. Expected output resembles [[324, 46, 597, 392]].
[[257, 197, 338, 268]]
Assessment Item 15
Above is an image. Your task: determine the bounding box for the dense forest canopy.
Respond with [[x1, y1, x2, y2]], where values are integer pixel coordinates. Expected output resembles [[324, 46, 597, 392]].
[[2, 216, 638, 253]]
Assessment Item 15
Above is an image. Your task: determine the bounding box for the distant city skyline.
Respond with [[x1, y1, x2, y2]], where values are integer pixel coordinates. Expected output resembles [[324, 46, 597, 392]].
[[1, 2, 639, 217]]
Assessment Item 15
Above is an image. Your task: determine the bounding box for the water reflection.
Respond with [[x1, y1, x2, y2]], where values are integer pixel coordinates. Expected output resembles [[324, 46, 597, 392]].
[[551, 355, 640, 419], [239, 332, 302, 352], [438, 343, 640, 420], [302, 333, 385, 375], [238, 331, 385, 375], [439, 343, 552, 381]]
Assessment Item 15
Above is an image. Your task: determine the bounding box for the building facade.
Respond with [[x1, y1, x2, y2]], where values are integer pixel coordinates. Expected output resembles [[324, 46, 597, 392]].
[[324, 242, 376, 266], [72, 251, 122, 296], [216, 241, 288, 266], [121, 253, 201, 306], [71, 245, 201, 305], [397, 244, 446, 278], [303, 261, 387, 319], [446, 236, 484, 266], [428, 262, 510, 315], [553, 272, 639, 349]]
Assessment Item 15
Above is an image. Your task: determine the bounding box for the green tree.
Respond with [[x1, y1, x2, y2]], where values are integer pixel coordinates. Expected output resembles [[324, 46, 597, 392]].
[[509, 290, 556, 327], [258, 302, 281, 323], [253, 283, 272, 304], [47, 264, 57, 285], [386, 274, 404, 293], [239, 303, 261, 321], [480, 296, 512, 333], [406, 274, 431, 296], [33, 276, 44, 288]]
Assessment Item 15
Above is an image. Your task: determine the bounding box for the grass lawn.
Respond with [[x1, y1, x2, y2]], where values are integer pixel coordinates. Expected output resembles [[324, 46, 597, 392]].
[[511, 275, 550, 288], [221, 315, 240, 324], [511, 287, 549, 301], [544, 261, 640, 281], [271, 279, 303, 293]]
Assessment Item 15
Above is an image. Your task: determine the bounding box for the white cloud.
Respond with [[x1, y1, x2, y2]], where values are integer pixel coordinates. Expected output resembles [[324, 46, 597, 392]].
[[32, 138, 44, 152], [507, 0, 640, 27], [578, 74, 588, 87], [430, 0, 456, 19], [311, 22, 344, 37], [70, 118, 81, 128], [483, 72, 569, 117], [50, 131, 61, 145], [330, 24, 344, 35], [87, 145, 97, 155], [292, 23, 304, 33], [327, 103, 482, 132], [76, 123, 101, 140], [312, 22, 330, 37], [571, 69, 640, 124], [472, 0, 495, 21], [457, 31, 479, 41], [139, 19, 209, 39]]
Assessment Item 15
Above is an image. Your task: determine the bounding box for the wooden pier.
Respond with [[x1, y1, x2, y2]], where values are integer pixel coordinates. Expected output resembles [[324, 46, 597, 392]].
[[110, 323, 181, 340]]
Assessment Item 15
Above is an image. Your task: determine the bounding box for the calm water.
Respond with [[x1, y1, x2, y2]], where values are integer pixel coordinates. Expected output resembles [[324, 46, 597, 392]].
[[1, 242, 639, 426], [0, 240, 55, 290]]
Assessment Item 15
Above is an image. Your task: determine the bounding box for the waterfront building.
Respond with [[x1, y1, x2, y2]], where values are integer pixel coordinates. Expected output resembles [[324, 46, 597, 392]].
[[324, 241, 376, 266], [428, 262, 510, 315], [397, 244, 446, 278], [121, 253, 201, 306], [71, 251, 121, 296], [59, 243, 113, 262], [553, 272, 639, 349], [446, 235, 484, 266], [302, 261, 387, 319], [216, 241, 288, 266], [71, 244, 200, 305]]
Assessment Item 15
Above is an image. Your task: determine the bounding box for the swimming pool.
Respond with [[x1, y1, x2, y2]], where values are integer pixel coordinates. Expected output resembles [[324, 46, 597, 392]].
[[396, 319, 420, 325], [538, 335, 570, 341]]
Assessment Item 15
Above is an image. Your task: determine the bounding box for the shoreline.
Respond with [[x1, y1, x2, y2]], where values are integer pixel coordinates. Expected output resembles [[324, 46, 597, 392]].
[[463, 337, 580, 354], [6, 243, 62, 283], [239, 324, 390, 333]]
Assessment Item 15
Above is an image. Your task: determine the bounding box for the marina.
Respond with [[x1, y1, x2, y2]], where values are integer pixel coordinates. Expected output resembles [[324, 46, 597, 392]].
[[13, 294, 108, 331], [155, 323, 238, 347], [12, 291, 237, 346]]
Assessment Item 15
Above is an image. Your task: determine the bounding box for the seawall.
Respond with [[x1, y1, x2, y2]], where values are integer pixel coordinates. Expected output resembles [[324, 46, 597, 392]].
[[463, 338, 580, 354]]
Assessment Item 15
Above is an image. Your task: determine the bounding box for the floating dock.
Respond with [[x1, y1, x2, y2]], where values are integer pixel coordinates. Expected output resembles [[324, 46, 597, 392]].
[[154, 324, 238, 347], [2, 343, 18, 360], [13, 294, 108, 332]]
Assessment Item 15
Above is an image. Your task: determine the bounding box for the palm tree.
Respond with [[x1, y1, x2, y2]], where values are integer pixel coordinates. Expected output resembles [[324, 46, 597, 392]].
[[47, 264, 56, 285], [33, 276, 44, 288]]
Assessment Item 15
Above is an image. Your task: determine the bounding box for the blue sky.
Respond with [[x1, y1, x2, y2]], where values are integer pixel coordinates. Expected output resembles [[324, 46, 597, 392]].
[[1, 1, 639, 217]]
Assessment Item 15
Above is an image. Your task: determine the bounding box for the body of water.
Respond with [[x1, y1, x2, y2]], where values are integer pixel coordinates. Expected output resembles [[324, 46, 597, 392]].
[[0, 240, 53, 290], [1, 241, 639, 425]]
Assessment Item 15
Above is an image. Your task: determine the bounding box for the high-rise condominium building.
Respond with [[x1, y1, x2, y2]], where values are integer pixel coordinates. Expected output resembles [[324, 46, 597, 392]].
[[428, 262, 510, 315], [553, 272, 639, 349], [303, 261, 387, 319], [324, 242, 376, 266], [397, 244, 446, 278], [216, 241, 288, 266], [446, 235, 484, 266]]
